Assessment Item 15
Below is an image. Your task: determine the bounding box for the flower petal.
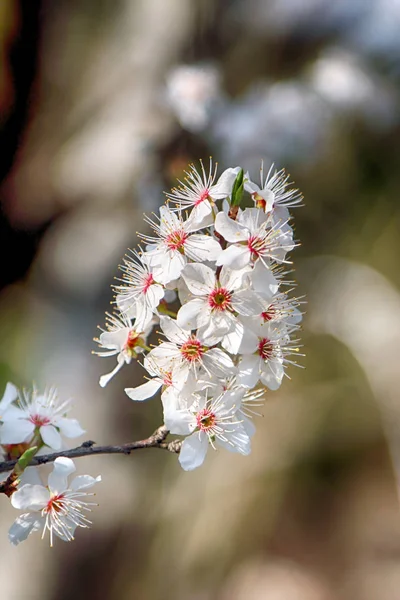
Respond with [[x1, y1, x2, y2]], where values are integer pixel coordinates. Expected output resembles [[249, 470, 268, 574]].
[[47, 457, 76, 493], [181, 263, 215, 295], [11, 484, 49, 510], [57, 418, 85, 438], [215, 212, 248, 242], [40, 424, 62, 450], [215, 245, 250, 269], [179, 432, 209, 471], [70, 474, 101, 491], [8, 513, 43, 545], [177, 299, 205, 331], [0, 419, 34, 444], [125, 379, 162, 401]]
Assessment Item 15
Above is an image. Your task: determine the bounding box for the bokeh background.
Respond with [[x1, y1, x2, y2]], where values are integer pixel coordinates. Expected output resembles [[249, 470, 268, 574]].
[[1, 1, 400, 598]]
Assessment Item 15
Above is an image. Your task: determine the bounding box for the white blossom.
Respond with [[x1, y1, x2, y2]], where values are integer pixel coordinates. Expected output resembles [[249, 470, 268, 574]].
[[94, 311, 154, 387], [0, 387, 85, 450], [9, 457, 101, 546], [140, 205, 222, 284], [215, 207, 294, 269], [165, 389, 251, 470], [166, 159, 240, 227], [177, 262, 265, 350], [113, 249, 165, 323]]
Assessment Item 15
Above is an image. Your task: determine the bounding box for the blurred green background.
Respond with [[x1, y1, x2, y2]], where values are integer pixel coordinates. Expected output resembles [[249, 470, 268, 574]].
[[1, 1, 400, 599]]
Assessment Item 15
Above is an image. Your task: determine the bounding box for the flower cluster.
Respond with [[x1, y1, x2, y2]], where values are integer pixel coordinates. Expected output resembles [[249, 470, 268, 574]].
[[0, 158, 304, 548], [96, 159, 304, 470], [0, 383, 101, 545]]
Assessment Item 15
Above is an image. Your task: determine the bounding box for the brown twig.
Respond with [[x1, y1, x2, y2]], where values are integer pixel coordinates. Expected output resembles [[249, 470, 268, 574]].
[[0, 426, 182, 491]]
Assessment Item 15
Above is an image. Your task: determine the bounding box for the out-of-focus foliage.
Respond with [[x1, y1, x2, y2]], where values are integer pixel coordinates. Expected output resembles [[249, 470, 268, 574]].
[[0, 1, 400, 599]]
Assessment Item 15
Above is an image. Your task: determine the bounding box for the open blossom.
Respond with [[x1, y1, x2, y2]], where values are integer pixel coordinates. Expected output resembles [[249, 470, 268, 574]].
[[215, 207, 295, 269], [146, 316, 236, 389], [177, 262, 265, 350], [245, 164, 303, 218], [0, 387, 85, 450], [94, 311, 154, 387], [9, 457, 101, 546], [166, 159, 240, 227], [140, 205, 222, 284], [113, 249, 165, 323], [237, 321, 301, 390], [165, 389, 251, 470]]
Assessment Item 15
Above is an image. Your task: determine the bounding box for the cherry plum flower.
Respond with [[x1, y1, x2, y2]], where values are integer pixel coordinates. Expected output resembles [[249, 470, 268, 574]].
[[140, 205, 222, 284], [166, 159, 241, 227], [165, 389, 251, 470], [215, 208, 294, 269], [94, 311, 154, 387], [0, 387, 85, 450], [9, 457, 101, 546]]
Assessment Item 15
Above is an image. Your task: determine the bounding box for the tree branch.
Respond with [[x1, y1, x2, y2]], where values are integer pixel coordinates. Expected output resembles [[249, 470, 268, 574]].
[[0, 425, 182, 487]]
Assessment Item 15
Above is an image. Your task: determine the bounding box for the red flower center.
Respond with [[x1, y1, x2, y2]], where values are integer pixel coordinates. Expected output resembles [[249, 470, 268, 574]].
[[166, 229, 188, 252], [196, 408, 216, 431], [163, 371, 173, 387], [143, 273, 154, 293], [247, 235, 262, 257], [261, 306, 276, 322], [258, 338, 274, 360], [180, 338, 204, 362], [29, 414, 51, 427], [194, 189, 210, 207], [45, 493, 65, 514], [208, 287, 232, 311]]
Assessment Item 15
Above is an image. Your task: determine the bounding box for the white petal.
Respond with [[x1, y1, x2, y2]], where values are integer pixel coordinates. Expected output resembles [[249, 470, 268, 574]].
[[40, 424, 62, 449], [250, 261, 279, 297], [125, 379, 162, 401], [239, 207, 268, 231], [187, 202, 214, 230], [179, 432, 209, 471], [11, 484, 49, 510], [48, 457, 76, 493], [260, 360, 284, 390], [8, 513, 43, 545], [221, 322, 245, 355], [57, 418, 85, 438], [215, 212, 248, 242], [211, 167, 241, 199], [99, 354, 125, 387], [0, 419, 34, 444], [177, 299, 205, 330], [216, 245, 250, 269], [99, 328, 129, 351], [219, 265, 251, 291], [153, 251, 186, 284], [203, 348, 236, 377], [70, 474, 101, 491], [145, 283, 164, 310], [164, 406, 194, 436], [159, 316, 189, 344], [181, 262, 215, 295], [184, 235, 221, 263], [237, 355, 260, 388], [159, 205, 180, 232], [0, 382, 18, 410], [232, 289, 266, 316]]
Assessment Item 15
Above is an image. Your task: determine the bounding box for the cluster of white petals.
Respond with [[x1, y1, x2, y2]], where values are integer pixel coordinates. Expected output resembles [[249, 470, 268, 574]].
[[97, 159, 304, 470]]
